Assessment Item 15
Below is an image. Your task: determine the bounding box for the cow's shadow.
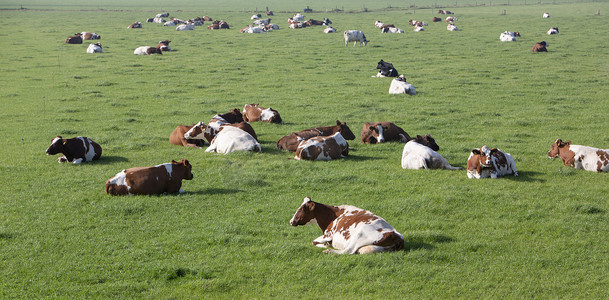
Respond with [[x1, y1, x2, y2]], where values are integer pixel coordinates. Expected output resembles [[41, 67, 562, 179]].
[[402, 234, 454, 252], [95, 155, 129, 165], [187, 188, 243, 195], [510, 170, 545, 182]]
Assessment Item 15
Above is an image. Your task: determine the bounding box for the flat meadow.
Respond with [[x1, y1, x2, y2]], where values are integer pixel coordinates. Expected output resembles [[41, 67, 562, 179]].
[[1, 0, 609, 298]]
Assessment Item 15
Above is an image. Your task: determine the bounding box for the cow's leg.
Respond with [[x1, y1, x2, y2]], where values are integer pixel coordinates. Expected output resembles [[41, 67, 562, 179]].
[[72, 158, 83, 164], [357, 245, 390, 254], [58, 155, 68, 163], [312, 235, 332, 248]]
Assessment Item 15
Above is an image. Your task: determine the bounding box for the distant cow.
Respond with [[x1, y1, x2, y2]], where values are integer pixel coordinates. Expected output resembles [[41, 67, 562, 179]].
[[157, 40, 171, 51], [169, 123, 207, 148], [65, 35, 83, 44], [344, 30, 368, 47], [445, 16, 457, 23], [277, 120, 356, 152], [532, 41, 548, 52], [266, 11, 274, 16], [128, 22, 142, 28], [86, 42, 103, 53], [389, 75, 416, 95], [306, 19, 324, 26], [381, 27, 404, 33], [152, 17, 166, 23], [547, 27, 559, 35], [401, 140, 459, 170], [543, 12, 551, 18], [413, 25, 425, 32], [205, 126, 261, 154], [360, 122, 411, 144], [254, 18, 271, 25], [295, 132, 349, 161], [177, 24, 195, 31], [290, 196, 404, 254], [241, 25, 265, 33], [80, 32, 100, 40], [210, 108, 244, 124], [432, 17, 442, 22], [251, 14, 262, 20], [447, 24, 459, 31], [548, 139, 609, 172], [409, 20, 427, 26], [324, 26, 336, 33], [373, 60, 399, 78], [292, 13, 305, 21], [243, 104, 282, 123], [105, 159, 193, 196], [467, 145, 518, 179], [322, 18, 332, 25], [500, 31, 520, 42], [156, 13, 170, 18], [208, 20, 229, 29], [134, 46, 163, 55], [46, 136, 102, 164], [438, 9, 454, 14], [183, 120, 257, 144]]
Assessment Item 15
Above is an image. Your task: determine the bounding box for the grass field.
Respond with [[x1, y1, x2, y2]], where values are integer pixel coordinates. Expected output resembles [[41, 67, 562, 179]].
[[1, 1, 609, 298]]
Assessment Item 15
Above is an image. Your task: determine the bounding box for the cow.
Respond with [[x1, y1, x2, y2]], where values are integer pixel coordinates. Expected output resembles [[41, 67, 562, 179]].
[[65, 35, 83, 44], [389, 75, 416, 95], [134, 46, 163, 55], [375, 20, 385, 28], [251, 14, 262, 20], [323, 26, 336, 33], [202, 16, 213, 21], [306, 19, 324, 26], [447, 24, 459, 31], [294, 132, 349, 161], [208, 20, 229, 29], [254, 18, 271, 25], [176, 24, 195, 31], [266, 11, 274, 16], [152, 17, 166, 23], [360, 122, 411, 144], [183, 120, 257, 144], [169, 123, 207, 148], [373, 60, 399, 78], [164, 20, 178, 26], [210, 108, 244, 124], [242, 104, 282, 123], [500, 31, 520, 42], [157, 40, 171, 51], [467, 145, 518, 179], [105, 159, 193, 196], [532, 41, 548, 52], [46, 136, 102, 164], [86, 42, 103, 53], [277, 120, 356, 152], [290, 196, 404, 254], [445, 16, 457, 23], [543, 12, 551, 18], [438, 9, 454, 14], [156, 13, 170, 18], [413, 25, 425, 32], [409, 20, 427, 26], [322, 18, 332, 25], [289, 22, 304, 29], [344, 30, 368, 47], [80, 32, 100, 40], [128, 22, 142, 28], [547, 139, 609, 172], [205, 126, 261, 154], [547, 27, 559, 35], [401, 140, 460, 170], [432, 17, 442, 22], [292, 13, 305, 21], [381, 27, 404, 33]]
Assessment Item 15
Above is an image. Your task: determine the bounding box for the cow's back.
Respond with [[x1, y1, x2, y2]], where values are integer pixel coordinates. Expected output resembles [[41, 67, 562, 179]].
[[205, 126, 261, 154]]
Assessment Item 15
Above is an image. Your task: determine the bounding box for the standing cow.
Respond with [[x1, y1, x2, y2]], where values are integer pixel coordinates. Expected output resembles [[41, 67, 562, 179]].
[[105, 159, 193, 195], [547, 139, 609, 172], [46, 136, 102, 164], [290, 196, 404, 254], [344, 30, 368, 47], [467, 145, 518, 179]]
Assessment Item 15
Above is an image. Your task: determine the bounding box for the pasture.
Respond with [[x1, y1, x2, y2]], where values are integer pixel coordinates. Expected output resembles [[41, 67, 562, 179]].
[[1, 0, 609, 298]]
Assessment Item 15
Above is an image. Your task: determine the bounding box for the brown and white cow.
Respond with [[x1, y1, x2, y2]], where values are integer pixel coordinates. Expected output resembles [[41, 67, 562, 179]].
[[65, 34, 83, 44], [157, 40, 171, 51], [134, 46, 163, 55], [360, 122, 411, 144], [210, 108, 244, 124], [467, 145, 518, 179], [80, 32, 100, 40], [128, 22, 142, 28], [547, 139, 609, 172], [242, 104, 282, 124], [276, 120, 356, 152], [184, 121, 257, 144], [105, 159, 193, 195], [294, 132, 349, 161], [290, 197, 404, 254], [169, 123, 207, 148], [46, 136, 102, 164]]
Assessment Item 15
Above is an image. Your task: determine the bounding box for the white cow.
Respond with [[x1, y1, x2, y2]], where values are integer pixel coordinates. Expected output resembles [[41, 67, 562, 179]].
[[543, 12, 551, 18], [344, 30, 368, 47], [324, 26, 336, 33], [251, 14, 261, 20], [163, 20, 177, 26], [292, 13, 305, 21], [447, 24, 459, 31], [389, 75, 416, 95], [176, 24, 195, 31], [547, 27, 559, 35], [205, 126, 261, 154], [401, 141, 460, 170], [382, 27, 404, 33], [253, 18, 271, 25], [86, 43, 103, 53], [467, 145, 518, 179], [242, 25, 265, 33], [375, 21, 385, 28], [414, 25, 425, 32], [500, 31, 519, 41]]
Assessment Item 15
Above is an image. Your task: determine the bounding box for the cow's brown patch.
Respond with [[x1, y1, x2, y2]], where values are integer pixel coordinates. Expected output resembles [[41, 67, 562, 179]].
[[596, 150, 609, 172]]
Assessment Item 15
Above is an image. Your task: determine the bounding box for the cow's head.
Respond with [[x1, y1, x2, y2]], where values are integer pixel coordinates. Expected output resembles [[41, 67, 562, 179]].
[[366, 123, 387, 144], [172, 159, 193, 180], [261, 108, 283, 124], [472, 146, 497, 167], [290, 197, 317, 226], [323, 18, 332, 25], [548, 139, 571, 158], [377, 60, 394, 70], [184, 122, 206, 140], [46, 136, 64, 155], [336, 120, 356, 140], [396, 75, 407, 82], [414, 134, 440, 151], [514, 31, 521, 37]]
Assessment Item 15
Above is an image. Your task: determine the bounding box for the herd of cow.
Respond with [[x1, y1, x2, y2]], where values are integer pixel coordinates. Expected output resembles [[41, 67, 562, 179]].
[[52, 9, 608, 254]]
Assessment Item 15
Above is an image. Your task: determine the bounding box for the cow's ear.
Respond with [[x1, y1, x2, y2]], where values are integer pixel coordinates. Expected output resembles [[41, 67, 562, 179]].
[[369, 126, 376, 131], [416, 135, 423, 139], [566, 140, 571, 145], [472, 149, 481, 155], [182, 159, 189, 165], [336, 120, 341, 125], [171, 160, 177, 163], [57, 135, 63, 139], [490, 148, 499, 154], [555, 138, 563, 145]]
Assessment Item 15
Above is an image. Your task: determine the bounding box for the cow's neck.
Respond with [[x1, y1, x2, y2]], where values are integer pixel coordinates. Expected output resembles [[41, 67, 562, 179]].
[[559, 145, 576, 166], [313, 203, 342, 231]]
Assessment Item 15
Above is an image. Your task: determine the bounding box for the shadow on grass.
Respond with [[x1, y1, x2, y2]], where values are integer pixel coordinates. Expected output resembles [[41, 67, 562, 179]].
[[188, 188, 243, 195], [402, 233, 455, 252], [95, 155, 129, 165], [509, 170, 545, 182], [345, 154, 383, 162], [0, 232, 16, 240]]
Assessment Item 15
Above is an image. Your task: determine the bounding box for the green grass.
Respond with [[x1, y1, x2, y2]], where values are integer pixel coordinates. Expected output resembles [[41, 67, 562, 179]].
[[1, 1, 609, 298]]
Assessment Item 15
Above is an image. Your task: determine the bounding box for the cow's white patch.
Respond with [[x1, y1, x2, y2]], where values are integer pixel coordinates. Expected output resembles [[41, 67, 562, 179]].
[[80, 137, 97, 162], [108, 170, 130, 191], [157, 163, 173, 178], [260, 108, 274, 121], [376, 125, 385, 143]]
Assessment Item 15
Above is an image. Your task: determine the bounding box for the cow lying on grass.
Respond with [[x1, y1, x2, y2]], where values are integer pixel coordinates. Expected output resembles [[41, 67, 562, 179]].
[[105, 159, 193, 195]]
